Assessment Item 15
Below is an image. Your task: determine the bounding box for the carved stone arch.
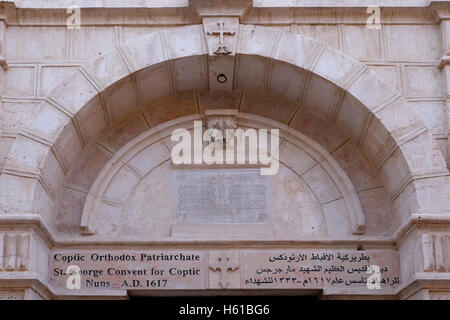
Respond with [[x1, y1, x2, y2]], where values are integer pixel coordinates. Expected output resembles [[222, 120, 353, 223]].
[[80, 113, 365, 237], [1, 24, 447, 235]]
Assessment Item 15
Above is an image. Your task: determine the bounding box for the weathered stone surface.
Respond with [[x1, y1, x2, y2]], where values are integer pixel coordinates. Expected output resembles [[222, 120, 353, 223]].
[[242, 250, 400, 293], [173, 169, 270, 223], [50, 250, 207, 290], [1, 0, 450, 300], [47, 248, 400, 294]]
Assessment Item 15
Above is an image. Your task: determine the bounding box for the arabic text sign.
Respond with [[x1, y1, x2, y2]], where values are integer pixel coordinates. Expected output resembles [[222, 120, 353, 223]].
[[242, 250, 400, 291]]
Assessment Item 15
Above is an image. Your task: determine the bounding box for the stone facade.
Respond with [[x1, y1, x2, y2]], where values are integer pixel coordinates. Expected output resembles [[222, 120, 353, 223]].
[[0, 0, 450, 300]]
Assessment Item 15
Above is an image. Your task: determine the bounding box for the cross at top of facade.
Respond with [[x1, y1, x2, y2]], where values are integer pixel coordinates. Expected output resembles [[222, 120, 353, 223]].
[[207, 22, 236, 55]]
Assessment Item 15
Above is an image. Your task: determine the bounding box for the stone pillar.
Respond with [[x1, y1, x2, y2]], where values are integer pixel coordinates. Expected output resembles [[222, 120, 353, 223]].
[[426, 2, 450, 300], [397, 218, 450, 300], [0, 14, 7, 142], [434, 3, 450, 168], [0, 224, 53, 300]]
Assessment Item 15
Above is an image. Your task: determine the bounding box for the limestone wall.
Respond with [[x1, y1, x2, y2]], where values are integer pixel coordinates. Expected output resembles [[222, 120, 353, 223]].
[[0, 2, 449, 169], [0, 0, 449, 299]]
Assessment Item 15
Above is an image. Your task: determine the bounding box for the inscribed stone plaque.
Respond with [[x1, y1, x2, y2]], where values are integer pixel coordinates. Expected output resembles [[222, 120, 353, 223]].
[[242, 250, 401, 293], [49, 250, 207, 290], [48, 249, 401, 293], [173, 169, 269, 223]]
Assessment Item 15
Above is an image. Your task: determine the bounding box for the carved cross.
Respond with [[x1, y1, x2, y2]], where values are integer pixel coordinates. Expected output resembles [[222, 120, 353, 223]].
[[207, 22, 236, 55], [209, 252, 239, 288]]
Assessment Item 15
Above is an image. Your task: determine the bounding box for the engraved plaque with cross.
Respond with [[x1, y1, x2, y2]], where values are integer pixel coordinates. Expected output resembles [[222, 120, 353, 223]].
[[173, 169, 269, 224]]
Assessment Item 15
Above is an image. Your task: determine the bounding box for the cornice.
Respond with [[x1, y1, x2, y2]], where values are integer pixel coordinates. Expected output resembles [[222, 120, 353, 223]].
[[0, 0, 442, 26], [430, 0, 450, 20], [1, 212, 449, 248], [395, 272, 450, 299], [6, 0, 442, 10]]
